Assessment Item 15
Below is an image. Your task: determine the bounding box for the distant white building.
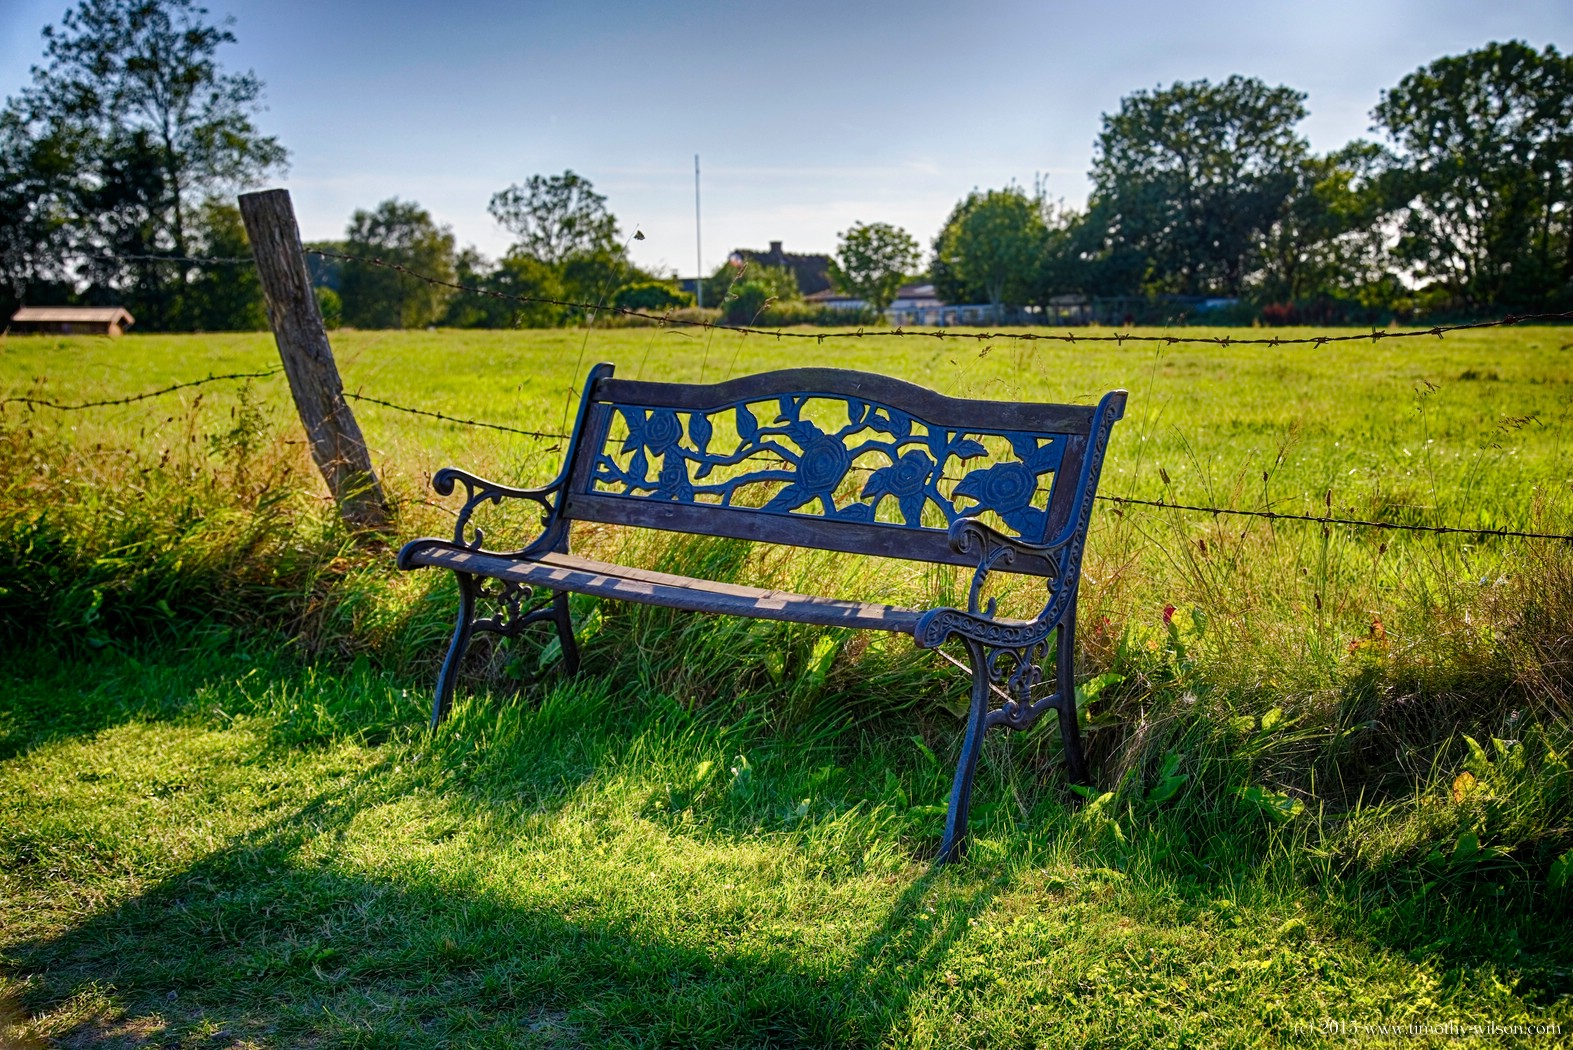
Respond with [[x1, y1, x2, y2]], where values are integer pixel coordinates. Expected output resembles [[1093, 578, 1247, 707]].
[[886, 283, 943, 325], [803, 288, 867, 312]]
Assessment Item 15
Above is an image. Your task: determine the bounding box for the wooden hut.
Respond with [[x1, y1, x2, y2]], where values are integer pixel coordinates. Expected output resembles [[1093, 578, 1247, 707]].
[[9, 306, 136, 337]]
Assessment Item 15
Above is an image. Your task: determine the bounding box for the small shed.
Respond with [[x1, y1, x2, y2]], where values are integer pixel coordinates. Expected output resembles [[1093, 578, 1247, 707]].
[[9, 306, 136, 337]]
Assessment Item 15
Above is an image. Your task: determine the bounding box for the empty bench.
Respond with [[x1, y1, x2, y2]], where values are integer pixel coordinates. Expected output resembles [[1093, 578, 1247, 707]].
[[398, 364, 1126, 861]]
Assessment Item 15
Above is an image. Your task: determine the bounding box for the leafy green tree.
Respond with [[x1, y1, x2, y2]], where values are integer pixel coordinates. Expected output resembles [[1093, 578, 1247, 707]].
[[1, 0, 285, 326], [339, 199, 456, 329], [442, 248, 564, 328], [613, 281, 692, 312], [1373, 40, 1573, 311], [702, 261, 800, 324], [829, 222, 919, 315], [315, 286, 342, 329], [1090, 75, 1309, 297], [0, 110, 76, 316], [182, 199, 265, 330], [558, 245, 638, 318], [488, 171, 620, 266], [932, 187, 1044, 320], [1252, 142, 1396, 307]]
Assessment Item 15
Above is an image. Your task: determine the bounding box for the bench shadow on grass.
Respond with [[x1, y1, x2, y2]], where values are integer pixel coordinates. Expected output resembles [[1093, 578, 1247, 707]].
[[12, 645, 1570, 1042], [8, 724, 1006, 1048]]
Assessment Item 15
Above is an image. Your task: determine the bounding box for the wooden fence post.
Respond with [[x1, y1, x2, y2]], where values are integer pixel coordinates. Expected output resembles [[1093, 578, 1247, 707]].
[[239, 188, 388, 532]]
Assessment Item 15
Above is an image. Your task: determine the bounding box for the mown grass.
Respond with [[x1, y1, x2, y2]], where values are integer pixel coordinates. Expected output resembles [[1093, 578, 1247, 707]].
[[1, 325, 1571, 1047]]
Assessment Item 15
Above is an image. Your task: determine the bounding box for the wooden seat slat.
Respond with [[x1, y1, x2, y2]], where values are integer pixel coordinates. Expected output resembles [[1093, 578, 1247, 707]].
[[403, 547, 930, 632]]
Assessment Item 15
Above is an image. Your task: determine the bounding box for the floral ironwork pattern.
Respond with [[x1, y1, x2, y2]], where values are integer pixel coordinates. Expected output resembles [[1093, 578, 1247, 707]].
[[590, 395, 1066, 538]]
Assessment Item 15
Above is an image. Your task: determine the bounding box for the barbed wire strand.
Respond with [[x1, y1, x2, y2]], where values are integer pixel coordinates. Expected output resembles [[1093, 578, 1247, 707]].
[[94, 253, 257, 266], [0, 368, 282, 411], [304, 247, 1573, 348], [1095, 494, 1573, 541], [342, 391, 565, 443]]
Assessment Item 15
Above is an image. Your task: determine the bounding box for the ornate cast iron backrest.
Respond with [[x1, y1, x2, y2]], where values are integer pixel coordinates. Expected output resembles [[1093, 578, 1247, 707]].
[[559, 364, 1126, 577]]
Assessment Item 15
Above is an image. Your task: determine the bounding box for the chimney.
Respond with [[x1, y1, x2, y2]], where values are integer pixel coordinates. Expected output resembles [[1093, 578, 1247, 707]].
[[769, 241, 783, 258]]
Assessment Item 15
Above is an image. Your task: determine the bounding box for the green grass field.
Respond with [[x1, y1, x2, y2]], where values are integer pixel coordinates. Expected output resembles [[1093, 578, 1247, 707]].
[[2, 325, 1571, 1047]]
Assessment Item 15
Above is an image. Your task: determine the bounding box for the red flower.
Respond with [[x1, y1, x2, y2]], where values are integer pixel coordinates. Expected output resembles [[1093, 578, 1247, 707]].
[[1162, 604, 1176, 625]]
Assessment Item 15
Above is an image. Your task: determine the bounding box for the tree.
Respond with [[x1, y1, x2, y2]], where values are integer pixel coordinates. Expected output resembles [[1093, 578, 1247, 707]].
[[339, 199, 456, 329], [932, 187, 1044, 321], [441, 248, 565, 328], [183, 199, 265, 330], [1090, 75, 1309, 297], [703, 260, 801, 324], [828, 222, 919, 316], [0, 110, 77, 316], [1373, 41, 1573, 311], [613, 281, 691, 312], [1251, 142, 1396, 309], [488, 171, 619, 265], [2, 0, 286, 325]]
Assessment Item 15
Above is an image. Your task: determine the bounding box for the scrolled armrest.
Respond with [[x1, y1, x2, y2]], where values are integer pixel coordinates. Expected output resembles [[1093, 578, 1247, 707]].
[[947, 517, 1062, 617], [430, 467, 564, 551], [948, 516, 1066, 562], [908, 517, 1070, 651]]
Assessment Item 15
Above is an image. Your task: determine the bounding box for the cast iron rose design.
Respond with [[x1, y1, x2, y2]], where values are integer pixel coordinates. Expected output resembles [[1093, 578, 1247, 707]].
[[593, 395, 1062, 532], [863, 449, 937, 525], [954, 461, 1047, 537]]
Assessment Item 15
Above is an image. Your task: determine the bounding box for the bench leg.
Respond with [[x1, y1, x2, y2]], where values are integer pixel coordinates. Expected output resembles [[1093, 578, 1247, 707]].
[[938, 637, 991, 864], [432, 570, 478, 729], [1055, 618, 1091, 786], [552, 591, 580, 675]]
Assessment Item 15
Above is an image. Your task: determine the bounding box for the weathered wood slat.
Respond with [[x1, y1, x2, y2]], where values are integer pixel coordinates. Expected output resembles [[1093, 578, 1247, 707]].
[[403, 547, 932, 631], [596, 369, 1098, 434], [560, 492, 1059, 577]]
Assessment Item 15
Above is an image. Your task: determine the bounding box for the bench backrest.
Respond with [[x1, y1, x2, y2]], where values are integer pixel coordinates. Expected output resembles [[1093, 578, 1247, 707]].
[[557, 364, 1125, 577]]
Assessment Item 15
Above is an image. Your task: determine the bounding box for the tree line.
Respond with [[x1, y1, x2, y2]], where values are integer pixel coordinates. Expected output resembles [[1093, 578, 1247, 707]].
[[931, 46, 1573, 324], [2, 0, 1568, 330]]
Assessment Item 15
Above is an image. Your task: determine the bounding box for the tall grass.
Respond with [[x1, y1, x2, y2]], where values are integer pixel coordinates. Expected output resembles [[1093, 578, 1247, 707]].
[[2, 327, 1569, 909]]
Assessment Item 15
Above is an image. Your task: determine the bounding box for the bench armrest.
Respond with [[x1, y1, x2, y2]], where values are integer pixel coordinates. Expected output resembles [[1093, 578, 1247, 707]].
[[910, 517, 1073, 651], [396, 467, 566, 571], [948, 516, 1064, 621]]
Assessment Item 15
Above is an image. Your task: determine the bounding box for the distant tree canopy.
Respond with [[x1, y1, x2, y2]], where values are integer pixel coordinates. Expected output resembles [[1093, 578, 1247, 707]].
[[933, 189, 1045, 319], [1373, 40, 1573, 312], [0, 0, 285, 328], [488, 171, 619, 266], [340, 199, 456, 329], [947, 41, 1573, 323], [1090, 75, 1310, 299], [829, 222, 919, 315]]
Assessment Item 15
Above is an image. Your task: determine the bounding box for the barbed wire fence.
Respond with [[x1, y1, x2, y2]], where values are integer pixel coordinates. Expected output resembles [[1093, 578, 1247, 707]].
[[5, 358, 1570, 544], [5, 218, 1570, 544]]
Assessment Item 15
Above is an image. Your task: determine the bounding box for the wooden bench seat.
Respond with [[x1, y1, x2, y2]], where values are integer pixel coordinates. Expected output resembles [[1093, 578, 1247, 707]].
[[399, 363, 1126, 861]]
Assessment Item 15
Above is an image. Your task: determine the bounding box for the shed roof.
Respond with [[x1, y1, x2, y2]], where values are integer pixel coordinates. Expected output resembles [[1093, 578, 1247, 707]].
[[11, 306, 135, 325]]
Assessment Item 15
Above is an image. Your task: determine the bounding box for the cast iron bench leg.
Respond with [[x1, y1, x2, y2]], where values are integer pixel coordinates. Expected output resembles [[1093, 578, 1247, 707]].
[[552, 590, 580, 675], [938, 637, 991, 864], [1056, 616, 1091, 786], [432, 570, 478, 728]]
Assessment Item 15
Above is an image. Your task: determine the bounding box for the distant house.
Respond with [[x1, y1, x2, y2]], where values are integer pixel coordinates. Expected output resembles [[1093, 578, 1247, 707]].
[[10, 306, 136, 337], [730, 241, 832, 295]]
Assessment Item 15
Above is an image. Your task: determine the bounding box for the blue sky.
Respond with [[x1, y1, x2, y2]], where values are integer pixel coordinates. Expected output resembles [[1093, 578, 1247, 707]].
[[3, 0, 1570, 277]]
